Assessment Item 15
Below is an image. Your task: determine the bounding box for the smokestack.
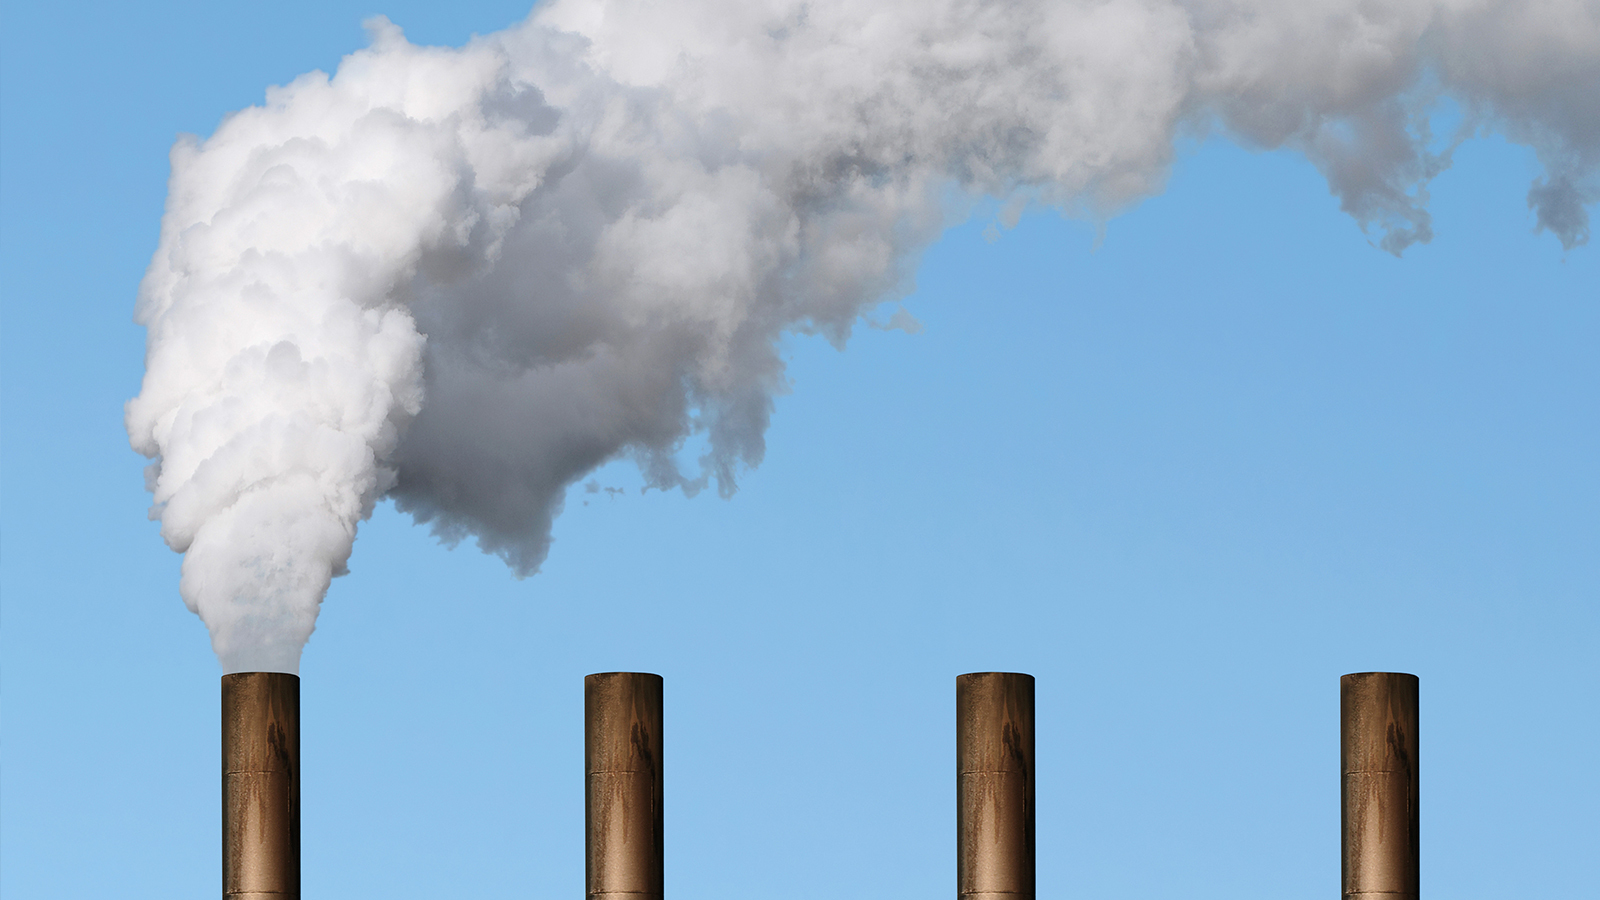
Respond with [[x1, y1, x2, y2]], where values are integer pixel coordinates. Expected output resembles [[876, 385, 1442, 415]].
[[585, 673, 663, 900], [222, 673, 300, 900], [957, 672, 1035, 900], [1341, 672, 1419, 900]]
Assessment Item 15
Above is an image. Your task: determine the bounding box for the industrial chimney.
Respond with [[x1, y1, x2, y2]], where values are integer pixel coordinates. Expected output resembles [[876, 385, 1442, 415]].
[[957, 672, 1035, 900], [1341, 672, 1419, 900], [585, 672, 664, 900], [222, 672, 300, 900]]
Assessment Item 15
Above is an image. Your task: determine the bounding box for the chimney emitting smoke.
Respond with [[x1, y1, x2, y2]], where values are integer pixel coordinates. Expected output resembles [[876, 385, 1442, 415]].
[[222, 672, 300, 900]]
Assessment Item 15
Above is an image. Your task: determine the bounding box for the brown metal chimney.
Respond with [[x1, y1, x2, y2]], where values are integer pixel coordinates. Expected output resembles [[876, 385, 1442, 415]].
[[1341, 672, 1419, 900], [585, 672, 664, 900], [222, 672, 300, 900], [957, 672, 1035, 900]]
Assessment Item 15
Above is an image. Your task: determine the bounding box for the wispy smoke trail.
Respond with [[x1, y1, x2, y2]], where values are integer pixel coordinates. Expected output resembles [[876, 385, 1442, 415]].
[[127, 0, 1599, 672]]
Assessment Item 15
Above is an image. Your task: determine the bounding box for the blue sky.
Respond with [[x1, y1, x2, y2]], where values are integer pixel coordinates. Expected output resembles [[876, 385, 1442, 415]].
[[2, 2, 1595, 898]]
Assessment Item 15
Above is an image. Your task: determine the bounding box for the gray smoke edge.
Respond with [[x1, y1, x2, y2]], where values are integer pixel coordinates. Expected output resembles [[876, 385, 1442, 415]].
[[127, 0, 1598, 672]]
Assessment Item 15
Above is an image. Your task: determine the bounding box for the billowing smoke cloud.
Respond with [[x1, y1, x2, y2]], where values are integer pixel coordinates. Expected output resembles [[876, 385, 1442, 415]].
[[127, 0, 1598, 672]]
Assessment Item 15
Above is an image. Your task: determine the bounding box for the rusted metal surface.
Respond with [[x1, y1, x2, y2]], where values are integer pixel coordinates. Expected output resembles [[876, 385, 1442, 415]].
[[222, 673, 300, 900], [586, 672, 663, 900], [957, 672, 1035, 900], [1341, 672, 1419, 900]]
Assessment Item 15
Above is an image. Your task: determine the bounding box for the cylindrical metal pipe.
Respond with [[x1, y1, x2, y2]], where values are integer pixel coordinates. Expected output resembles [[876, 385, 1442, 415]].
[[585, 672, 663, 900], [957, 672, 1035, 900], [1341, 672, 1419, 900], [222, 673, 300, 900]]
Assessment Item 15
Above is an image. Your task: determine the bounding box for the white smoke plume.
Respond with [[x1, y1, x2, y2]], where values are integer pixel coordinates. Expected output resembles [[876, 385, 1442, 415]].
[[127, 0, 1598, 673]]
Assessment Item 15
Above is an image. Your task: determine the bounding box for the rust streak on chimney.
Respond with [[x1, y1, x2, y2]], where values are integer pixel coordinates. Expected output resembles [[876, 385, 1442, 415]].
[[1341, 672, 1419, 900], [957, 672, 1035, 900], [586, 672, 664, 900], [222, 672, 300, 900]]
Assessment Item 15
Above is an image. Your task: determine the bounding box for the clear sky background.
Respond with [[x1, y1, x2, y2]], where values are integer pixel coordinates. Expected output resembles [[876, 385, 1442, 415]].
[[2, 2, 1595, 898]]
